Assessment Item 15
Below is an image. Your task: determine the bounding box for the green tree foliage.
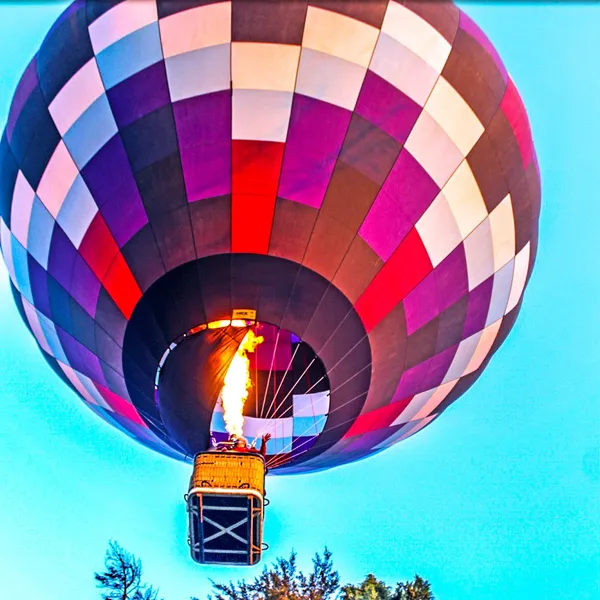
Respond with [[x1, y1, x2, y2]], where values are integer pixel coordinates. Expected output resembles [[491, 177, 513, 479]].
[[95, 542, 434, 600], [340, 573, 434, 600], [95, 541, 162, 600], [200, 549, 340, 600], [340, 573, 391, 600], [391, 575, 434, 600], [202, 551, 434, 600]]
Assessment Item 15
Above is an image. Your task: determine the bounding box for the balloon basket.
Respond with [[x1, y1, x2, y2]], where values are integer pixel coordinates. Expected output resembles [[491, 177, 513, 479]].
[[186, 452, 266, 566]]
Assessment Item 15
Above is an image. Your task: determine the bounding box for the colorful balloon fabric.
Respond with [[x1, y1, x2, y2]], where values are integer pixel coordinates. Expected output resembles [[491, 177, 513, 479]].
[[0, 1, 540, 473]]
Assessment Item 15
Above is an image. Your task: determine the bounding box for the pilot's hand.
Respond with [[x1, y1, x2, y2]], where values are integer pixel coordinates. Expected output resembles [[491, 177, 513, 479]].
[[262, 433, 272, 442]]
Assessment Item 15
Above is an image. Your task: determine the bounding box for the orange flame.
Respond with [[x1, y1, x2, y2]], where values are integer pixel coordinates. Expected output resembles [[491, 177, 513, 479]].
[[208, 319, 231, 329], [220, 330, 264, 438]]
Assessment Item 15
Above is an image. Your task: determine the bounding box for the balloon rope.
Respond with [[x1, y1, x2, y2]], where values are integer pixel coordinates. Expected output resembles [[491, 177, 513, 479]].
[[262, 342, 300, 422], [264, 328, 368, 423], [265, 387, 373, 468], [259, 329, 280, 418], [260, 360, 368, 433], [255, 334, 259, 417], [266, 357, 316, 421], [265, 419, 324, 469], [256, 376, 327, 442]]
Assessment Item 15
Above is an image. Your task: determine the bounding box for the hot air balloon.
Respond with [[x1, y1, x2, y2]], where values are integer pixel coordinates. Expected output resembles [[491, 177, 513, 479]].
[[0, 0, 540, 565]]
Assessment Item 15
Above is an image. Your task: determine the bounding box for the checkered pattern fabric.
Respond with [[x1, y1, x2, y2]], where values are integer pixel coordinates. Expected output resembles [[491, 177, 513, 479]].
[[0, 1, 540, 472]]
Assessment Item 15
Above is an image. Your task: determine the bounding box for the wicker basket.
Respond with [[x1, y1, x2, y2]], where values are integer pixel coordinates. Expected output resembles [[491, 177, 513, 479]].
[[187, 451, 266, 565]]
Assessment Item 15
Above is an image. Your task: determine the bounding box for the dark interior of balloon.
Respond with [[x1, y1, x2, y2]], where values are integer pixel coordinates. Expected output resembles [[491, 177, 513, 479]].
[[156, 321, 330, 463]]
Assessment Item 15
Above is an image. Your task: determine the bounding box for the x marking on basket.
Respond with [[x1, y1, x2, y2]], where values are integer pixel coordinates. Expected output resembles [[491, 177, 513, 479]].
[[203, 516, 248, 544]]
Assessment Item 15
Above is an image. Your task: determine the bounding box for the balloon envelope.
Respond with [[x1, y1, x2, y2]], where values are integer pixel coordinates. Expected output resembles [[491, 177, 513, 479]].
[[0, 0, 540, 474]]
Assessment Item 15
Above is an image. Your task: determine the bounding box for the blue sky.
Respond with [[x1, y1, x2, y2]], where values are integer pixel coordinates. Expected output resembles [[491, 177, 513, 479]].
[[0, 3, 598, 599]]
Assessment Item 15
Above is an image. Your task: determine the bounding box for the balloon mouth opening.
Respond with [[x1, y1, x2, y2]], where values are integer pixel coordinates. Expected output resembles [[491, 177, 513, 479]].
[[154, 319, 331, 470]]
